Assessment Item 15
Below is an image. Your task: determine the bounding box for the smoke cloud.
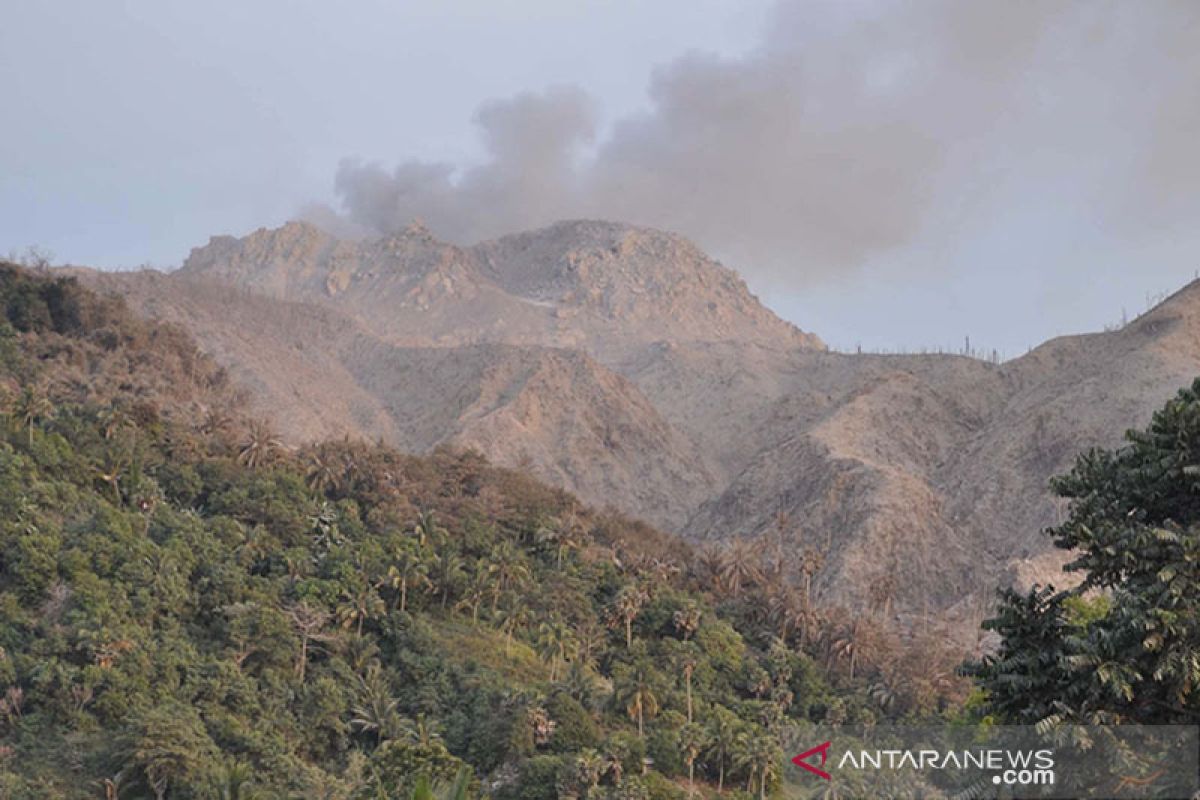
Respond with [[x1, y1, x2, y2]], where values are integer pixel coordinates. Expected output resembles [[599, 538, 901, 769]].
[[326, 0, 1200, 283]]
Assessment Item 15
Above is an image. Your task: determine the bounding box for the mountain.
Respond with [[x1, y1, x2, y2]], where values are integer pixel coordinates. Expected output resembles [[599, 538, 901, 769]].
[[6, 262, 885, 798], [75, 220, 1200, 618], [176, 219, 820, 360]]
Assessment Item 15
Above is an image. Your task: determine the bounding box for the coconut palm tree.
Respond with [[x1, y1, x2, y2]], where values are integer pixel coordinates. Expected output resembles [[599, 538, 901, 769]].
[[674, 643, 700, 723], [496, 600, 533, 655], [486, 541, 530, 613], [455, 568, 489, 626], [350, 664, 403, 743], [615, 664, 659, 740], [12, 384, 52, 447], [679, 723, 707, 798], [705, 705, 740, 792], [428, 551, 466, 609], [337, 579, 385, 636], [537, 617, 577, 682], [411, 509, 446, 548], [385, 542, 431, 613]]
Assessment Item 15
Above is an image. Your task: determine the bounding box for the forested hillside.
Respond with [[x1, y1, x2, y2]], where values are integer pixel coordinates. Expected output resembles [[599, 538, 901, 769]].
[[0, 266, 968, 798]]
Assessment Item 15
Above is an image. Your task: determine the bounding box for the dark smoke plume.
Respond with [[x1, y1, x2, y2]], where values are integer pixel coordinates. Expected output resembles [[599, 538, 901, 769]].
[[324, 0, 1200, 284]]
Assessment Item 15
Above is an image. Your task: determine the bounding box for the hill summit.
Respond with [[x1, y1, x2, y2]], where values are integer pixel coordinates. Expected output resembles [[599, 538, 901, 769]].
[[179, 219, 823, 360]]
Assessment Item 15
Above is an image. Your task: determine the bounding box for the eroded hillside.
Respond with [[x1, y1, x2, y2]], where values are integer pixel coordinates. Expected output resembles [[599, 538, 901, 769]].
[[74, 221, 1200, 616]]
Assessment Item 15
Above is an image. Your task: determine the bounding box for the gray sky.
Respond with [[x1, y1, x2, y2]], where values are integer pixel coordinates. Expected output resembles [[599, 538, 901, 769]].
[[2, 1, 1197, 356]]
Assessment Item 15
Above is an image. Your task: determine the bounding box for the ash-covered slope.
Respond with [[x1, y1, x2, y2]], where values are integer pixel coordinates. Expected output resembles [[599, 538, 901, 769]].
[[80, 267, 718, 531], [179, 219, 821, 360], [78, 220, 1200, 617], [688, 281, 1200, 609]]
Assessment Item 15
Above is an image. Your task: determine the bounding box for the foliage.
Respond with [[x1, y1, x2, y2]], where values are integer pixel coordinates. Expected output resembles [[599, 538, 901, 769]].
[[972, 377, 1200, 727]]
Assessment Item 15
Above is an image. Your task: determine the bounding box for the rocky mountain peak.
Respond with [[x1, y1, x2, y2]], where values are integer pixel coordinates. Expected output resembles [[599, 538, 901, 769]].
[[169, 218, 823, 356]]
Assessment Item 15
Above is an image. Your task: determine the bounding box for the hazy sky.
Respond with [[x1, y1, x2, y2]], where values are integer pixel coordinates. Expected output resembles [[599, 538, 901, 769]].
[[3, 1, 1198, 355]]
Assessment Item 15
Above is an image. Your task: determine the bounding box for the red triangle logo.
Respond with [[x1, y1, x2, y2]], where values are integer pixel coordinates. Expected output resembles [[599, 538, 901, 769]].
[[792, 740, 832, 780]]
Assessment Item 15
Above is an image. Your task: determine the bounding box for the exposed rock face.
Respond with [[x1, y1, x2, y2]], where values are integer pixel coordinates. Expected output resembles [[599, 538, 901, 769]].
[[78, 220, 1200, 614], [178, 219, 821, 359]]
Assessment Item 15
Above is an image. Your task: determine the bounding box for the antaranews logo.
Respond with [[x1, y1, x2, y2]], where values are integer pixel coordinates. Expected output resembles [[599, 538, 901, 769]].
[[783, 725, 1198, 799], [791, 739, 1055, 789]]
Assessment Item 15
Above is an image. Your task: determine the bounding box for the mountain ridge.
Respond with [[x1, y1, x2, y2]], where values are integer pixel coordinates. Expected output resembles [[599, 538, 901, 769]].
[[73, 220, 1200, 620]]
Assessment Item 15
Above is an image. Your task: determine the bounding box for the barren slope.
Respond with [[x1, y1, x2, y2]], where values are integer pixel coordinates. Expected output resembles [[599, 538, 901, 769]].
[[76, 220, 1200, 616], [179, 219, 821, 360], [79, 269, 717, 530]]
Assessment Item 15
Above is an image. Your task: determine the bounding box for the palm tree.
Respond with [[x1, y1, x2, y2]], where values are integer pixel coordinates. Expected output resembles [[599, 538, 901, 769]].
[[408, 766, 471, 800], [615, 664, 659, 740], [337, 580, 385, 636], [238, 420, 281, 469], [385, 542, 430, 613], [719, 538, 764, 598], [12, 384, 52, 447], [603, 739, 628, 786], [537, 617, 577, 682], [351, 665, 403, 743], [765, 584, 804, 643], [828, 618, 873, 680], [486, 541, 530, 613], [535, 521, 579, 569], [558, 661, 598, 709], [679, 723, 706, 798], [867, 570, 899, 617], [672, 601, 702, 641], [675, 643, 700, 723], [303, 448, 341, 495], [574, 749, 606, 797], [573, 618, 606, 668], [612, 584, 647, 648], [428, 551, 466, 610], [705, 706, 740, 792], [411, 509, 445, 548], [695, 544, 726, 590], [215, 760, 261, 800], [197, 405, 233, 438], [798, 545, 825, 613], [100, 770, 127, 800], [733, 729, 781, 800], [95, 448, 128, 506], [496, 601, 533, 655], [97, 406, 133, 441], [455, 567, 489, 626]]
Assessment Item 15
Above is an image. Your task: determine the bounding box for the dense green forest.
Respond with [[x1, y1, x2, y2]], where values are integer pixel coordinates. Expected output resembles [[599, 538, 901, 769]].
[[3, 263, 1196, 798]]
